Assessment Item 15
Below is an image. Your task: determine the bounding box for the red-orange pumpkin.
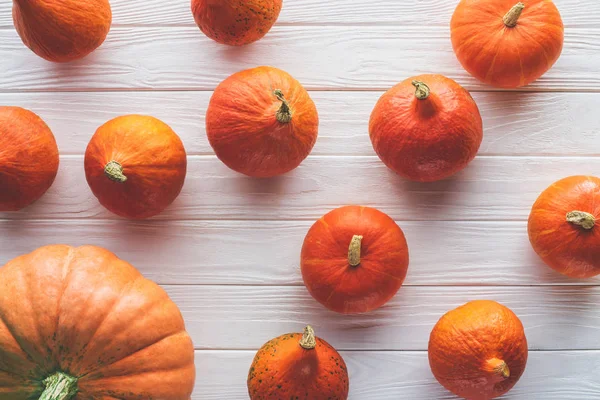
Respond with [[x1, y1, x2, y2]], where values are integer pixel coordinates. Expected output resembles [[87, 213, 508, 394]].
[[528, 176, 600, 278], [191, 0, 282, 46], [0, 245, 195, 399], [13, 0, 112, 62], [369, 74, 483, 182], [0, 106, 59, 211], [451, 0, 564, 88], [248, 326, 349, 399], [301, 205, 409, 314], [429, 300, 528, 400], [84, 115, 187, 219], [206, 66, 319, 177]]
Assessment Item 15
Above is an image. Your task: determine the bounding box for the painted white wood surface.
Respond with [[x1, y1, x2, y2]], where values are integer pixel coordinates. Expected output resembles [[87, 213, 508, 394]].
[[1, 0, 599, 398]]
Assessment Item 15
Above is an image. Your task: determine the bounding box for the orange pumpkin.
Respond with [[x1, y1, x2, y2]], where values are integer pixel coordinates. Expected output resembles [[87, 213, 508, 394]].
[[0, 106, 59, 211], [301, 205, 409, 314], [429, 300, 528, 400], [248, 326, 349, 399], [369, 74, 483, 182], [0, 245, 195, 399], [451, 0, 564, 88], [528, 176, 600, 278], [85, 115, 187, 219], [206, 66, 319, 177], [13, 0, 112, 62], [191, 0, 282, 46]]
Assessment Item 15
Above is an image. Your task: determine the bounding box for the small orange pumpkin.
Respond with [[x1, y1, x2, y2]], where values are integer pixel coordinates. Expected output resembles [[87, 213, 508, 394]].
[[84, 115, 187, 219], [429, 300, 528, 400], [369, 74, 483, 182], [206, 66, 319, 177], [248, 326, 349, 399], [0, 106, 59, 211], [451, 0, 564, 88], [301, 205, 409, 314], [13, 0, 112, 62], [191, 0, 282, 46], [528, 176, 600, 278]]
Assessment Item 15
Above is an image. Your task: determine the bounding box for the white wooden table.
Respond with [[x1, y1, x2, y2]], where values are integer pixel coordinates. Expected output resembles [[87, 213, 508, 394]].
[[1, 0, 599, 398]]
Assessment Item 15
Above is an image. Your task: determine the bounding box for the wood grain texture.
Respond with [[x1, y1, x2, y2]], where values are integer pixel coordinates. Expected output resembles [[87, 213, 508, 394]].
[[0, 26, 597, 92], [2, 91, 599, 156]]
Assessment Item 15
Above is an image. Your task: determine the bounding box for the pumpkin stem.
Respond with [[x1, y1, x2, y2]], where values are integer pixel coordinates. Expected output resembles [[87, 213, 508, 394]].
[[503, 2, 525, 28], [485, 358, 510, 379], [348, 235, 363, 267], [274, 89, 292, 124], [104, 160, 127, 183], [567, 211, 595, 230], [299, 325, 317, 350], [411, 81, 430, 100], [39, 372, 78, 400]]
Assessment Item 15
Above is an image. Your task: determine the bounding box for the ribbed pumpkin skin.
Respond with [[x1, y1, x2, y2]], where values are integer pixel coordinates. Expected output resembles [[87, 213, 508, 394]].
[[248, 331, 349, 399], [429, 301, 528, 400], [528, 176, 600, 278], [206, 66, 319, 177], [451, 0, 564, 88], [13, 0, 112, 62], [369, 74, 483, 182], [191, 0, 282, 46], [85, 115, 187, 219], [0, 107, 59, 211], [0, 245, 195, 399], [301, 206, 409, 314]]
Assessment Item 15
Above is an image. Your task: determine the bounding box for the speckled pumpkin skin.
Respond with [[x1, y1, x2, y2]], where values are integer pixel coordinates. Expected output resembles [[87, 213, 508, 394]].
[[248, 332, 349, 399], [191, 0, 282, 46]]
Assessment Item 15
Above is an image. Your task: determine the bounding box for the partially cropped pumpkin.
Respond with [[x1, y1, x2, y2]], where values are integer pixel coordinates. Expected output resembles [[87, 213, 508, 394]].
[[429, 300, 528, 400], [0, 106, 59, 211], [248, 326, 349, 399], [85, 115, 187, 219], [207, 66, 319, 177], [369, 74, 483, 182], [451, 0, 564, 88], [13, 0, 112, 62], [0, 245, 195, 399], [301, 205, 409, 314], [191, 0, 282, 46], [528, 176, 600, 278]]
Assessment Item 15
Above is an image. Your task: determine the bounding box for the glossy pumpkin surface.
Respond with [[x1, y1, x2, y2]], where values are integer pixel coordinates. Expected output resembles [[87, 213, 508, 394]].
[[429, 300, 528, 400], [248, 326, 349, 399], [13, 0, 112, 62], [301, 205, 409, 314], [85, 115, 187, 219], [192, 0, 282, 46], [369, 74, 483, 182], [451, 0, 564, 88], [207, 66, 319, 177], [0, 245, 195, 399], [0, 106, 59, 211], [528, 176, 600, 278]]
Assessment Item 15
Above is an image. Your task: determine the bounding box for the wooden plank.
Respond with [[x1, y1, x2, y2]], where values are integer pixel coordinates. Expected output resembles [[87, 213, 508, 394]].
[[0, 26, 597, 92], [2, 91, 599, 156], [195, 350, 600, 399], [0, 220, 588, 286]]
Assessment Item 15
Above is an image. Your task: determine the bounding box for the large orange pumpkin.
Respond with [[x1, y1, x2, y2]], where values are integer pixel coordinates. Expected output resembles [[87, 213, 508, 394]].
[[0, 245, 195, 399], [301, 205, 409, 314], [206, 66, 319, 177], [85, 115, 187, 219], [429, 300, 528, 400], [369, 74, 483, 182], [191, 0, 282, 46], [451, 0, 564, 88], [248, 325, 349, 399], [528, 176, 600, 278], [13, 0, 112, 63], [0, 106, 59, 211]]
